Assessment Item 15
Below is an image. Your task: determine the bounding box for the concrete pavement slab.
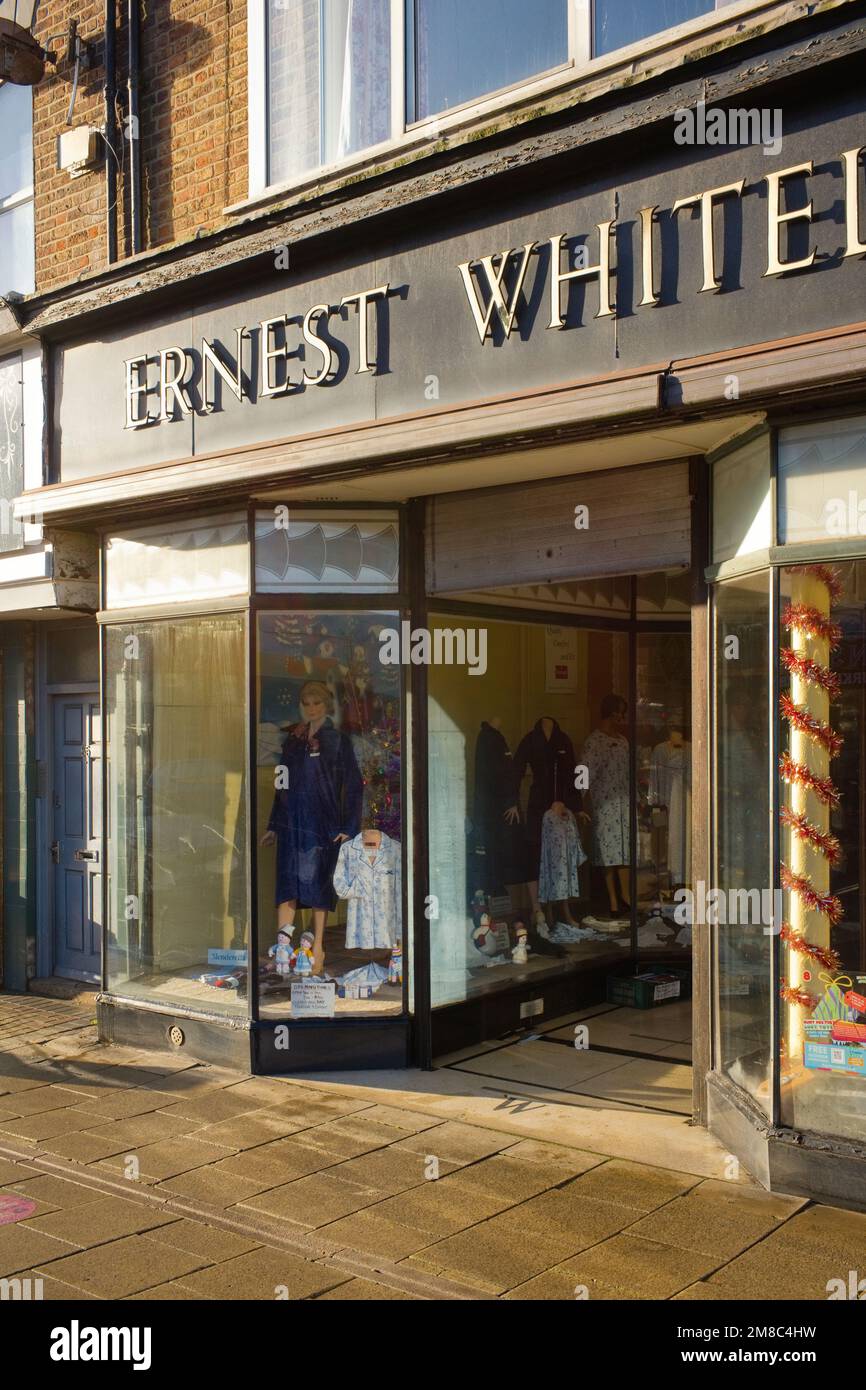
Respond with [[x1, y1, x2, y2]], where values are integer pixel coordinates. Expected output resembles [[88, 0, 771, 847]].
[[172, 1245, 347, 1300], [146, 1218, 262, 1262], [24, 1194, 176, 1248], [35, 1233, 209, 1298]]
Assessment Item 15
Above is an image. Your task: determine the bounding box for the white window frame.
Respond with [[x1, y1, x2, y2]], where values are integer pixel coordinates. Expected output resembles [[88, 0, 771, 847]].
[[246, 0, 808, 203], [0, 81, 35, 298]]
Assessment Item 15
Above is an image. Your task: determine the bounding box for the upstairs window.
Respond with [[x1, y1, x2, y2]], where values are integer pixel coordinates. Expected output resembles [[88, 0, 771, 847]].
[[257, 0, 743, 190], [0, 82, 34, 297]]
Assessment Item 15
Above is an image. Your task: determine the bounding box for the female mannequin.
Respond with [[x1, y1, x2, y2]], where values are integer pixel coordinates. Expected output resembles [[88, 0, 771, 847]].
[[510, 715, 587, 939], [260, 680, 362, 975]]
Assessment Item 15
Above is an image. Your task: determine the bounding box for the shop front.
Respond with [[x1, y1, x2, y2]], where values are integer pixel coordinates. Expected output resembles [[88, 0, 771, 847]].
[[13, 58, 866, 1205]]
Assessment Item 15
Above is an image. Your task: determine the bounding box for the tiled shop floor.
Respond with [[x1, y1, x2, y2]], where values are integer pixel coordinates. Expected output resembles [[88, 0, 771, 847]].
[[0, 989, 863, 1301]]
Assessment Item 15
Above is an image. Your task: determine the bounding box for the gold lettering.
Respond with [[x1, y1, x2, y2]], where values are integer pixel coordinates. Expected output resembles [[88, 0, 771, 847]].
[[548, 222, 616, 327], [843, 146, 866, 259], [763, 162, 816, 277], [672, 180, 745, 293]]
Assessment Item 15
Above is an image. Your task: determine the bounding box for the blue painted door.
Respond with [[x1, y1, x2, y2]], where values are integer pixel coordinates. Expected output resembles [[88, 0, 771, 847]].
[[52, 695, 102, 980]]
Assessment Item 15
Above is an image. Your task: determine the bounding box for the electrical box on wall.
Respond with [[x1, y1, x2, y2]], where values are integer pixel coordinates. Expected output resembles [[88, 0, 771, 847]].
[[56, 125, 101, 178]]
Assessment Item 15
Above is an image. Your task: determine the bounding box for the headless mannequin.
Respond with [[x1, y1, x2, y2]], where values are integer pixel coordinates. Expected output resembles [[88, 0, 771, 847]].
[[362, 827, 382, 862], [508, 717, 588, 931]]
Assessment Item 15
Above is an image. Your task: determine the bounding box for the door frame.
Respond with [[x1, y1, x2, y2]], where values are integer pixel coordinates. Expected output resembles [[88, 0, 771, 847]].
[[37, 681, 101, 982]]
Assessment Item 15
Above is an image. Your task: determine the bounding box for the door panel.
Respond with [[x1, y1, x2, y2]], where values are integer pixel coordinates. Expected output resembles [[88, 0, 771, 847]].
[[53, 693, 101, 980]]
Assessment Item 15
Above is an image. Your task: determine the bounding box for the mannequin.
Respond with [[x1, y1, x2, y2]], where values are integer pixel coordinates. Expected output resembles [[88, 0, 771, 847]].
[[510, 715, 587, 941], [648, 722, 691, 888], [333, 823, 402, 950], [260, 680, 362, 975], [582, 694, 630, 917]]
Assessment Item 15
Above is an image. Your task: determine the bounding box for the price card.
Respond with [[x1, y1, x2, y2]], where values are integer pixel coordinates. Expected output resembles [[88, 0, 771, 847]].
[[291, 980, 336, 1018]]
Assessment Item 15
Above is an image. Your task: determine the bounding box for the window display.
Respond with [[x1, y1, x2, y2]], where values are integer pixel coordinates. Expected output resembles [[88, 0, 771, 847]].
[[779, 561, 866, 1142], [256, 611, 404, 1018], [106, 614, 248, 1015]]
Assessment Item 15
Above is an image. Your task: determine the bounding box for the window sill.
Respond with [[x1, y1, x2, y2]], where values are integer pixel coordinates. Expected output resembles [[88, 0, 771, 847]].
[[228, 0, 844, 220]]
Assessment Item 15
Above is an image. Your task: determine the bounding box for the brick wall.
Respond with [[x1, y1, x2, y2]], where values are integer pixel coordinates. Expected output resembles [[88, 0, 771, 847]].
[[32, 0, 248, 292]]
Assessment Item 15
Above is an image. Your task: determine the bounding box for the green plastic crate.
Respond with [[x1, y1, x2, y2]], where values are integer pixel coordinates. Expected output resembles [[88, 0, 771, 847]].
[[606, 965, 692, 1009]]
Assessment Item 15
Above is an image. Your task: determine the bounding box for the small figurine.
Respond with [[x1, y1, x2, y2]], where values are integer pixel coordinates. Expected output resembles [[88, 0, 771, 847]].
[[472, 913, 498, 957], [268, 928, 293, 977], [388, 942, 403, 986], [290, 930, 315, 976], [511, 923, 529, 965]]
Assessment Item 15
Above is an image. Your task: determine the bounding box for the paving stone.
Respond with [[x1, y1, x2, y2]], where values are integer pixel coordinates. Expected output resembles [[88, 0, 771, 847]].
[[295, 1115, 411, 1159], [502, 1266, 628, 1300], [85, 1111, 200, 1150], [313, 1277, 421, 1300], [0, 1107, 104, 1141], [0, 1223, 76, 1276], [566, 1159, 702, 1212], [146, 1218, 262, 1262], [0, 1087, 86, 1117], [125, 1281, 209, 1299], [210, 1138, 339, 1188], [402, 1191, 642, 1294], [348, 1104, 442, 1134], [35, 1234, 208, 1298], [9, 1271, 101, 1300], [223, 1078, 297, 1106], [627, 1180, 805, 1260], [395, 1121, 514, 1167], [37, 1130, 132, 1163], [194, 1109, 309, 1150], [372, 1180, 507, 1237], [237, 1172, 385, 1226], [72, 1088, 172, 1121], [0, 1075, 54, 1096], [673, 1281, 756, 1301], [157, 1167, 266, 1208], [706, 1210, 866, 1299], [155, 1090, 264, 1125], [25, 1195, 176, 1248], [443, 1154, 570, 1204], [328, 1146, 439, 1194], [315, 1209, 436, 1260], [507, 1234, 719, 1300], [0, 1158, 41, 1185], [96, 1135, 236, 1181], [173, 1245, 346, 1300], [501, 1139, 605, 1176], [6, 1174, 107, 1211]]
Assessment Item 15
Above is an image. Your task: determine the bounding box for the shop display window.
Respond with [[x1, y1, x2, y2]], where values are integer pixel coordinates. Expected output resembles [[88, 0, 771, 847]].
[[256, 610, 405, 1019], [778, 415, 866, 546], [711, 430, 771, 567], [779, 561, 866, 1142], [714, 572, 773, 1114], [428, 612, 631, 1009], [105, 614, 248, 1015]]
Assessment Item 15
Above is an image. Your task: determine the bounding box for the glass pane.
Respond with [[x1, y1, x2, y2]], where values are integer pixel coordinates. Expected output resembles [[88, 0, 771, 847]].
[[105, 515, 249, 609], [714, 572, 772, 1114], [106, 615, 248, 1015], [0, 355, 24, 553], [0, 201, 35, 297], [593, 0, 714, 57], [0, 83, 32, 199], [255, 509, 399, 592], [779, 561, 866, 1143], [428, 613, 630, 1011], [712, 432, 772, 565], [257, 611, 404, 1019], [409, 0, 568, 123], [778, 415, 866, 546], [637, 632, 692, 961], [268, 0, 391, 183]]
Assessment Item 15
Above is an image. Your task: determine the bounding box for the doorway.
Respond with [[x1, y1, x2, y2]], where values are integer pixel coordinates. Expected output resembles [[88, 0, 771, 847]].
[[427, 571, 693, 1115], [51, 691, 102, 981]]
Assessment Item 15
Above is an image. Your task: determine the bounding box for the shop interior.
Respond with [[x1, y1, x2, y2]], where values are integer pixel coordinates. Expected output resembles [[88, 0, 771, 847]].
[[427, 569, 695, 1114]]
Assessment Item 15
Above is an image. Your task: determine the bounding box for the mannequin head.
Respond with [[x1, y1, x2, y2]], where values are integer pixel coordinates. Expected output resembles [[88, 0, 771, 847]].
[[599, 693, 627, 733], [299, 680, 334, 725]]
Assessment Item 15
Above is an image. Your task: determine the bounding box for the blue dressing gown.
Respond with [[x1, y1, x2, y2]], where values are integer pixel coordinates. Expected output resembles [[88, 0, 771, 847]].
[[268, 718, 363, 910]]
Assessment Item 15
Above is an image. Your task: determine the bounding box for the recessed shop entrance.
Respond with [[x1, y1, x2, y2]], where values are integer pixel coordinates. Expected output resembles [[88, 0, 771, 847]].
[[426, 569, 694, 1111]]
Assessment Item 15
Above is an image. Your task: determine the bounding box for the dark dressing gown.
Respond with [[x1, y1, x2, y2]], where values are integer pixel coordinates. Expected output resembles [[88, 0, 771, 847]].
[[512, 717, 582, 881], [469, 721, 527, 896], [268, 718, 363, 910]]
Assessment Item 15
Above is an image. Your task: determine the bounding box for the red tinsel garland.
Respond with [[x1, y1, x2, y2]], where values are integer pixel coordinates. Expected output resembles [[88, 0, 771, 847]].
[[780, 864, 843, 925], [779, 922, 842, 972], [785, 564, 844, 601], [779, 695, 843, 758], [782, 603, 842, 648], [779, 647, 840, 699], [779, 752, 840, 808], [780, 979, 817, 1011], [779, 805, 842, 866]]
